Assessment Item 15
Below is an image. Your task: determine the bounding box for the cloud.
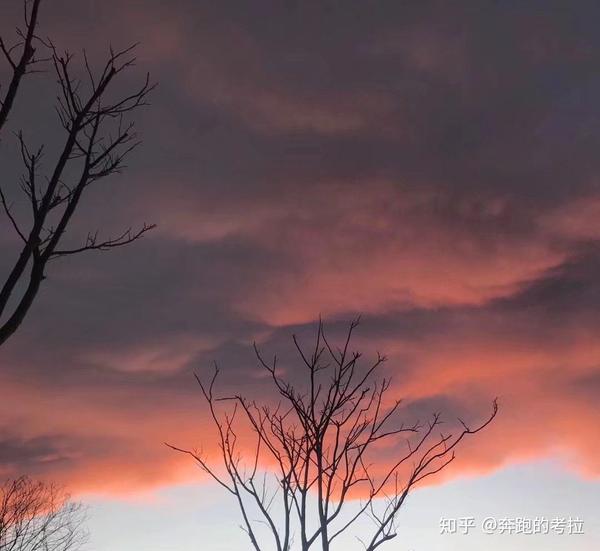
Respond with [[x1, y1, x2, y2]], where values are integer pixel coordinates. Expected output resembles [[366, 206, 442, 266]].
[[1, 0, 600, 497], [152, 180, 595, 326], [0, 434, 75, 475]]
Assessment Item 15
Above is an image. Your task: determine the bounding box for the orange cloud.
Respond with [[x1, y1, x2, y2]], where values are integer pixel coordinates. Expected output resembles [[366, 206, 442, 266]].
[[152, 181, 574, 325], [2, 0, 600, 503]]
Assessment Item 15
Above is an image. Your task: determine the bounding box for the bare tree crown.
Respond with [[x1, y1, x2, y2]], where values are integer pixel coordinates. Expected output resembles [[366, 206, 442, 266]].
[[0, 0, 155, 347], [169, 320, 497, 551], [0, 476, 87, 551]]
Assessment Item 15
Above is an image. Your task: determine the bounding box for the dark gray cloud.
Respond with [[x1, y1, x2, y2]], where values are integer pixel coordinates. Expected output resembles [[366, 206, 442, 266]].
[[1, 0, 600, 488]]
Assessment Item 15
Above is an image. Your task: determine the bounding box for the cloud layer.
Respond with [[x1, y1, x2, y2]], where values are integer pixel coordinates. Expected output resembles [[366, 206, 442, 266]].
[[1, 0, 600, 493]]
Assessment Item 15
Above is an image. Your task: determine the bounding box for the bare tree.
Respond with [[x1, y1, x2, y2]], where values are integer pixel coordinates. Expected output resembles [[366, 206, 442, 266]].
[[0, 0, 155, 347], [169, 319, 497, 551], [0, 476, 87, 551]]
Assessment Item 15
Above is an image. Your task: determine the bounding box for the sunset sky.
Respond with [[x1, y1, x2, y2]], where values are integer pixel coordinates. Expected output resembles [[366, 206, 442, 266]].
[[1, 1, 600, 549]]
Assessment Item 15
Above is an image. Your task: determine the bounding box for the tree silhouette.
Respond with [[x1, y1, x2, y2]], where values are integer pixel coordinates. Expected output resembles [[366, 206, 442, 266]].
[[0, 476, 87, 551], [0, 0, 154, 347], [169, 320, 497, 550]]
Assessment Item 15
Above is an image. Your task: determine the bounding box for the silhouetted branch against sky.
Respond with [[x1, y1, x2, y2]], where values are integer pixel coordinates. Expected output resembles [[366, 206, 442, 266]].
[[0, 475, 87, 551], [168, 319, 498, 551], [0, 0, 155, 348]]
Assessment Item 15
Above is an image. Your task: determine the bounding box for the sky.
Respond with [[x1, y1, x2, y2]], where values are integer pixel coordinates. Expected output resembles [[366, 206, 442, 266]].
[[1, 0, 600, 549]]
